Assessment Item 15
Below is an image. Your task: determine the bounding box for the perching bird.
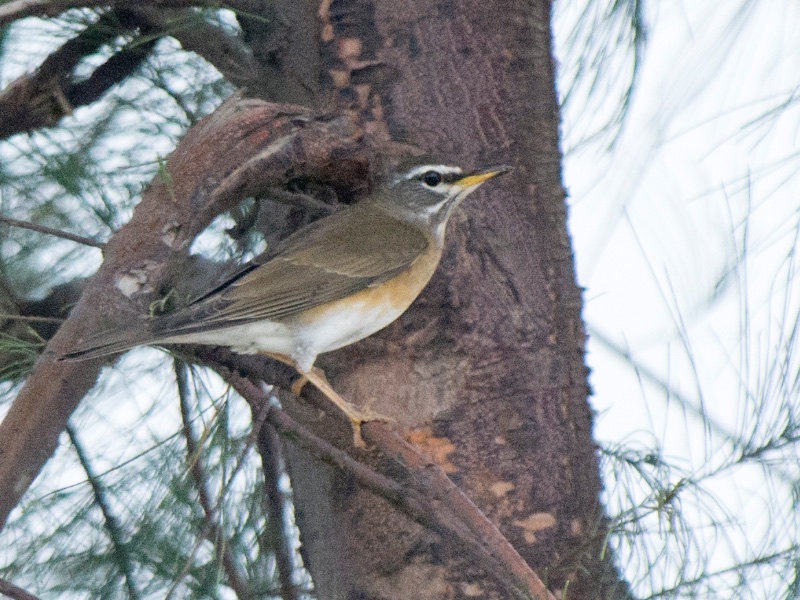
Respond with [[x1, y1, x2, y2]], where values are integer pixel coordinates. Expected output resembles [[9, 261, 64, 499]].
[[63, 159, 511, 445]]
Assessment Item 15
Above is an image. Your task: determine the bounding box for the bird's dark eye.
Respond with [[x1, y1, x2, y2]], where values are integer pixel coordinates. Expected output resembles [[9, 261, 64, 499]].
[[422, 171, 442, 187]]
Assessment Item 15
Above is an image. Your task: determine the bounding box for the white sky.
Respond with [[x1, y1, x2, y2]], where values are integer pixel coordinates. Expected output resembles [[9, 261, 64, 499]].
[[557, 0, 800, 595]]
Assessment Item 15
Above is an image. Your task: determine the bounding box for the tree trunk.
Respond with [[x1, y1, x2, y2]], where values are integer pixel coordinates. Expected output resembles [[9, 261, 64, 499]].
[[282, 0, 630, 598], [0, 0, 631, 597]]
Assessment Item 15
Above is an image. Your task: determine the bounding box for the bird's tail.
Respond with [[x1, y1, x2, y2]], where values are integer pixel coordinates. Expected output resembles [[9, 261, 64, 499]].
[[60, 328, 157, 361]]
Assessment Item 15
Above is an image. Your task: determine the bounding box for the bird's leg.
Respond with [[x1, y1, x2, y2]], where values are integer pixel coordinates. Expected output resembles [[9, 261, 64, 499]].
[[302, 366, 401, 448], [301, 367, 368, 448], [261, 353, 388, 448], [290, 374, 309, 397]]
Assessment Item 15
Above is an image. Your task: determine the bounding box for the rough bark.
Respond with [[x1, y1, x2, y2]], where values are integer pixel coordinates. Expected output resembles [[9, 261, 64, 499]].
[[280, 0, 631, 598]]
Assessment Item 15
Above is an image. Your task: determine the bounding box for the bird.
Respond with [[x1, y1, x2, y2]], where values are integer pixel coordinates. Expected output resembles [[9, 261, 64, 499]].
[[62, 159, 512, 446]]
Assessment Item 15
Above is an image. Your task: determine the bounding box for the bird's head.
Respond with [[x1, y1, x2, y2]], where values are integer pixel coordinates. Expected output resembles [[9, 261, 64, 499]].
[[375, 160, 512, 235]]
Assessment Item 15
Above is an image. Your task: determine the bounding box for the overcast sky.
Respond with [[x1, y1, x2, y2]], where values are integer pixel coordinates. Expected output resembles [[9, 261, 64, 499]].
[[556, 1, 800, 595]]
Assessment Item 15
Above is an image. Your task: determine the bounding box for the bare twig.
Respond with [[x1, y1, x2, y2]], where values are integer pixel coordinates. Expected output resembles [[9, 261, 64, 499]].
[[0, 578, 41, 600], [174, 360, 251, 599], [0, 215, 105, 248], [249, 392, 301, 600], [219, 369, 556, 600], [67, 423, 140, 600], [0, 314, 64, 324]]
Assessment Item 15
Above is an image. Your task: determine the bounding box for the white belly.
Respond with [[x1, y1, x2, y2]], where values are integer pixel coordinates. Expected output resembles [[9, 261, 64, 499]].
[[163, 320, 298, 358], [297, 299, 402, 356], [161, 300, 402, 373]]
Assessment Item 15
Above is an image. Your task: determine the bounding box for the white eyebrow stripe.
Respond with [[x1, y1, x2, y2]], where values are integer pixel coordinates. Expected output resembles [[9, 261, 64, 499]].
[[398, 164, 463, 182]]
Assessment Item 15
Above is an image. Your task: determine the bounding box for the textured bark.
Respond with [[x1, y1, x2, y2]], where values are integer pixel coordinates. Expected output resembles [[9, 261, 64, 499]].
[[236, 0, 323, 104], [281, 0, 631, 598]]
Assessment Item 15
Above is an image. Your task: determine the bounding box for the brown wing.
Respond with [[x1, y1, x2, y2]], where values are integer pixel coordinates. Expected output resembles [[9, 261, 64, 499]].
[[150, 204, 429, 336]]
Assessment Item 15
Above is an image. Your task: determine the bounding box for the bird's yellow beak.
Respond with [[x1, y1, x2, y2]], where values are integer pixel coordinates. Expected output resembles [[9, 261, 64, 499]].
[[454, 165, 513, 188]]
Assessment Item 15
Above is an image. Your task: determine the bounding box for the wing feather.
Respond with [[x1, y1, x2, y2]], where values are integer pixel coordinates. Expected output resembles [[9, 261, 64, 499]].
[[150, 204, 429, 337]]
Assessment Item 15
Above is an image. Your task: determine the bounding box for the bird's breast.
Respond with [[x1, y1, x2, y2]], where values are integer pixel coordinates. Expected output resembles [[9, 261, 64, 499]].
[[296, 244, 443, 355]]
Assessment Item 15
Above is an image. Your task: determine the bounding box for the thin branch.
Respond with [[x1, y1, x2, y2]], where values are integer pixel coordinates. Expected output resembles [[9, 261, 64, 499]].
[[0, 216, 105, 248], [0, 0, 217, 27], [0, 578, 41, 600], [0, 9, 159, 138], [218, 367, 556, 600], [0, 314, 64, 324], [66, 423, 140, 600], [363, 423, 558, 600], [174, 360, 251, 600], [250, 394, 300, 600], [130, 7, 268, 92]]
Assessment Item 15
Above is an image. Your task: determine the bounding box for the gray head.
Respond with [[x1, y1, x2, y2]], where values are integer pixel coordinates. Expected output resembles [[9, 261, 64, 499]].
[[375, 161, 512, 234]]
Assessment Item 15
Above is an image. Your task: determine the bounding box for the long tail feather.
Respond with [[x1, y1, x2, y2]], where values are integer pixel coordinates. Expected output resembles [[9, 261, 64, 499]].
[[60, 329, 156, 361]]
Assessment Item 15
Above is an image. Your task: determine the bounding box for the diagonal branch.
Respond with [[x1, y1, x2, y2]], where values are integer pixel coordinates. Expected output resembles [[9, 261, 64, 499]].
[[129, 7, 270, 93], [0, 578, 41, 600], [0, 215, 105, 248], [0, 315, 64, 324], [0, 9, 159, 138], [67, 423, 140, 600], [218, 368, 556, 600], [362, 422, 558, 600], [0, 4, 280, 138], [174, 360, 252, 599]]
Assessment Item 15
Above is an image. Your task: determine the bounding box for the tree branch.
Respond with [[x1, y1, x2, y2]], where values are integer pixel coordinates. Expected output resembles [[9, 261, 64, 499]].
[[0, 215, 105, 248], [362, 422, 558, 600], [249, 389, 301, 600], [175, 360, 252, 599], [0, 9, 160, 138], [65, 38, 158, 108], [66, 423, 140, 600], [0, 578, 41, 600], [218, 368, 556, 600], [130, 7, 270, 93], [0, 4, 283, 137], [0, 314, 64, 324]]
